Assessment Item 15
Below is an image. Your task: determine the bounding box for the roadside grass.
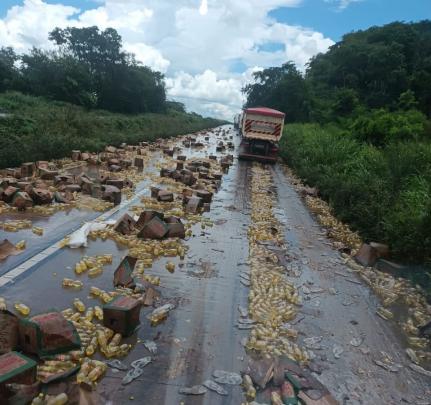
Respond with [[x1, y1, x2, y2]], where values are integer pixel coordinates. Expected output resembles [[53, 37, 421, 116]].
[[279, 123, 431, 296], [0, 91, 225, 168]]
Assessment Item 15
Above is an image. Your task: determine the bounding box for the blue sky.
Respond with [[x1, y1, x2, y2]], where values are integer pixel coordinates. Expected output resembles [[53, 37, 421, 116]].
[[0, 0, 93, 15], [270, 0, 431, 41], [0, 0, 429, 119]]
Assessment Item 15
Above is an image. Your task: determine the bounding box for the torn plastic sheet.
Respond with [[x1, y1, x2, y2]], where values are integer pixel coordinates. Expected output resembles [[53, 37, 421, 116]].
[[66, 220, 115, 248]]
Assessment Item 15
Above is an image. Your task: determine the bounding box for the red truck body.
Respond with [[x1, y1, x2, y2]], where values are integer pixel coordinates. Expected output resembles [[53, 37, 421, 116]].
[[238, 107, 285, 163]]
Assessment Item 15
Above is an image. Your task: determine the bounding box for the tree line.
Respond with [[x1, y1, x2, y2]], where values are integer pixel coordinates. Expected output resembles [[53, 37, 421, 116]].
[[0, 26, 170, 114], [244, 21, 431, 144]]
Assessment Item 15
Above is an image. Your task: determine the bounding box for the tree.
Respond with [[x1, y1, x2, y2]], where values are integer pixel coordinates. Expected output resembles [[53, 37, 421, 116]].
[[305, 21, 431, 117], [46, 26, 167, 114], [49, 27, 126, 75], [0, 47, 19, 92], [20, 49, 95, 108], [243, 62, 310, 122], [332, 88, 359, 116], [398, 90, 419, 111]]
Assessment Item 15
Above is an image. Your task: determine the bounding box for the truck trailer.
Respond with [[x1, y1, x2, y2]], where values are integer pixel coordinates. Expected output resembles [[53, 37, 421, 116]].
[[238, 107, 285, 163]]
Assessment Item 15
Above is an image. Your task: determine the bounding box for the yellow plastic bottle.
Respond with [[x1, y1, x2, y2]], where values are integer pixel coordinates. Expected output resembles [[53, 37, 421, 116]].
[[101, 292, 112, 303], [73, 298, 86, 313], [90, 286, 103, 297], [96, 330, 108, 349], [15, 240, 26, 250], [85, 337, 97, 356], [108, 333, 122, 347], [88, 266, 103, 278], [165, 262, 175, 273], [46, 393, 68, 405], [75, 261, 87, 274], [76, 361, 91, 383], [70, 312, 81, 322], [0, 297, 7, 310], [31, 394, 45, 405], [87, 364, 107, 382], [94, 306, 103, 320], [62, 278, 83, 289], [85, 308, 94, 321], [14, 302, 30, 316], [32, 227, 44, 236]]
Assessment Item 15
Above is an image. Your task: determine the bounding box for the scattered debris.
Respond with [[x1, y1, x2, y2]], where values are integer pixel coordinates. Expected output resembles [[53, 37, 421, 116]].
[[143, 340, 157, 354], [107, 359, 128, 371], [212, 370, 242, 385], [122, 357, 152, 385], [179, 385, 207, 395], [332, 344, 344, 359], [409, 363, 431, 377], [203, 379, 228, 395]]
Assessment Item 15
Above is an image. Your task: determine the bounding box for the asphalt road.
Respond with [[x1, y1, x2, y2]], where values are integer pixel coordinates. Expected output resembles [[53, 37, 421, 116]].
[[0, 125, 429, 404]]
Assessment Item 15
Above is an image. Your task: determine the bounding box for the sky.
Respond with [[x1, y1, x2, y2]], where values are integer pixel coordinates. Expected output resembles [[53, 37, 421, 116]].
[[0, 0, 429, 120]]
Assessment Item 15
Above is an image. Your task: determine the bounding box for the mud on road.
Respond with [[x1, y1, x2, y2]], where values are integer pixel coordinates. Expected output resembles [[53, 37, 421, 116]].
[[0, 125, 430, 405]]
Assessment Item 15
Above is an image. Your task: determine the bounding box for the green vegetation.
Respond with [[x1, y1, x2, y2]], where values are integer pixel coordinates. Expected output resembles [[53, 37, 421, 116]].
[[1, 26, 167, 114], [0, 26, 224, 168], [280, 124, 431, 263], [244, 21, 431, 267], [0, 92, 223, 168]]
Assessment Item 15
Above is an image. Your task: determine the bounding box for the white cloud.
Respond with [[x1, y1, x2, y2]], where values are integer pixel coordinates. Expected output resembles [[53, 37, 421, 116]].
[[0, 0, 78, 51], [123, 42, 170, 73], [325, 0, 363, 11], [199, 0, 208, 16], [0, 0, 335, 120]]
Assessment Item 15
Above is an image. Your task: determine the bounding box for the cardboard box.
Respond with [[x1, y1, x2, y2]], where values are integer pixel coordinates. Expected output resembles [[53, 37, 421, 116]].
[[39, 169, 58, 181], [167, 222, 185, 239], [157, 190, 174, 202], [0, 352, 37, 385], [185, 196, 202, 214], [20, 162, 35, 178], [114, 256, 137, 288], [12, 192, 33, 209], [19, 312, 80, 358], [134, 157, 145, 168], [71, 150, 81, 161], [135, 210, 164, 230], [102, 185, 121, 205], [103, 296, 141, 336], [113, 213, 136, 235], [0, 310, 19, 354], [138, 217, 169, 239], [196, 190, 213, 203], [106, 179, 124, 189], [29, 188, 53, 205]]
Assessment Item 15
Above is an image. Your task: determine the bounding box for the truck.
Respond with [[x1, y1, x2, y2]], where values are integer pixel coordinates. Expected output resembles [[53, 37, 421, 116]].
[[238, 107, 285, 163]]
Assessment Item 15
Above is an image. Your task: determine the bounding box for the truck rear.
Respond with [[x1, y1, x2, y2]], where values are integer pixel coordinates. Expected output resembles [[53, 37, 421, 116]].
[[238, 107, 285, 163]]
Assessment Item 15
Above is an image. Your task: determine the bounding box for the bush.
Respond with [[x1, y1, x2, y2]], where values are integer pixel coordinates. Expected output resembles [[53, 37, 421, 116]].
[[280, 123, 431, 263], [349, 109, 427, 146], [383, 176, 431, 261]]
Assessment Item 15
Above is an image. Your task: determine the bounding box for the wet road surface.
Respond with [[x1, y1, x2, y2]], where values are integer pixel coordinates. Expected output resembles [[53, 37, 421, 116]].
[[0, 125, 430, 404], [270, 165, 430, 404]]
